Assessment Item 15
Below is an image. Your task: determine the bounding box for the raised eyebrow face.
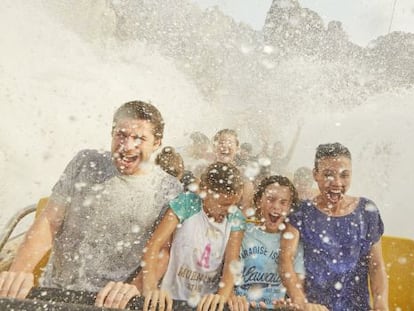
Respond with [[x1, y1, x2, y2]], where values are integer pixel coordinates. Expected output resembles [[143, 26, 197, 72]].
[[263, 187, 291, 201], [321, 168, 351, 175], [216, 134, 237, 145], [114, 127, 150, 140], [264, 193, 290, 202]]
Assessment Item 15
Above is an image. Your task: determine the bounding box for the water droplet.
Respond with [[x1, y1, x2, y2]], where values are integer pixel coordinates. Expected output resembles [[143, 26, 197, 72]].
[[245, 207, 255, 217], [283, 232, 294, 240], [365, 203, 377, 212], [187, 291, 201, 307], [247, 285, 264, 300], [334, 282, 342, 290], [228, 205, 238, 213]]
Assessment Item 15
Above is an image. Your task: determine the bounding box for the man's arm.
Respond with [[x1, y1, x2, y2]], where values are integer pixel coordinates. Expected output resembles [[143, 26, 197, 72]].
[[369, 240, 389, 311], [0, 200, 65, 298]]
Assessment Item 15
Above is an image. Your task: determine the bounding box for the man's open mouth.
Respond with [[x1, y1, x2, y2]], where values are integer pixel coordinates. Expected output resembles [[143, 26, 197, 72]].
[[120, 154, 139, 163]]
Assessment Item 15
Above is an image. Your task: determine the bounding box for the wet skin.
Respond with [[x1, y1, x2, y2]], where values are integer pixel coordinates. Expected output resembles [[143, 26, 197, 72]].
[[111, 118, 161, 175]]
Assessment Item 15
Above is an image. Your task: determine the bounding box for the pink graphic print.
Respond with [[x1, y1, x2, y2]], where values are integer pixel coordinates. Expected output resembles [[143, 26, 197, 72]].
[[197, 243, 211, 268]]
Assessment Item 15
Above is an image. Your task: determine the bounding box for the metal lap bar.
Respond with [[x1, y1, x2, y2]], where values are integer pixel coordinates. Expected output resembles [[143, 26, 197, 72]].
[[26, 287, 296, 310]]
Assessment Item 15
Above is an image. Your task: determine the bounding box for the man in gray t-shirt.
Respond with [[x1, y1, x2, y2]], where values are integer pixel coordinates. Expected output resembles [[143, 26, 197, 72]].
[[0, 101, 181, 307], [41, 149, 181, 291]]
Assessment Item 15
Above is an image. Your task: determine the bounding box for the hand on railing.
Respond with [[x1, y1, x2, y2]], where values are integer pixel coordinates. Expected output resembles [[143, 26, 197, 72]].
[[0, 271, 34, 299], [0, 286, 301, 310], [95, 281, 140, 309]]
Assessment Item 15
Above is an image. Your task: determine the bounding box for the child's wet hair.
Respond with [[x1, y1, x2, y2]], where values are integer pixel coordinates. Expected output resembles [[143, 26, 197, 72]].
[[314, 142, 351, 170], [155, 146, 184, 178], [200, 162, 243, 195], [253, 175, 299, 212], [112, 100, 164, 139]]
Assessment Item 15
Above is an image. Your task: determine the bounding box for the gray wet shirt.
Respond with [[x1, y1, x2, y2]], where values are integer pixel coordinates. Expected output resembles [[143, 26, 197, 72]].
[[40, 149, 182, 291]]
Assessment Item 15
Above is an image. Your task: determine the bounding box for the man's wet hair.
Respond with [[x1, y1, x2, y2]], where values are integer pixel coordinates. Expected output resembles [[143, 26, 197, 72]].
[[213, 129, 239, 146], [200, 162, 243, 195], [314, 142, 352, 170], [253, 175, 299, 212], [112, 100, 164, 139]]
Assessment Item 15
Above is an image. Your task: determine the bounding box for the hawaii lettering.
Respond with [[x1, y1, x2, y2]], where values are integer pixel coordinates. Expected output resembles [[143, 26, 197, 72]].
[[243, 266, 282, 285]]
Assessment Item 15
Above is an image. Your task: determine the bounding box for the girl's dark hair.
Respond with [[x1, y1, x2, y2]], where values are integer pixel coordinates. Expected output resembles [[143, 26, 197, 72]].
[[314, 142, 351, 170], [155, 146, 184, 178], [113, 100, 164, 139], [200, 162, 243, 195], [253, 175, 299, 212]]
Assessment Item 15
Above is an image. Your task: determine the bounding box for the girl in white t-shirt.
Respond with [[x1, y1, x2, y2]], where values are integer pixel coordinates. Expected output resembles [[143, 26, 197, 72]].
[[141, 162, 246, 311]]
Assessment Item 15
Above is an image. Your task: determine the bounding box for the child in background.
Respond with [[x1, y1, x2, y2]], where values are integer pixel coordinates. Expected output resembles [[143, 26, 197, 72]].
[[155, 146, 198, 191], [280, 143, 388, 311], [181, 131, 214, 178], [140, 162, 246, 311], [293, 167, 317, 201], [235, 175, 304, 309], [155, 146, 185, 180], [212, 129, 255, 217]]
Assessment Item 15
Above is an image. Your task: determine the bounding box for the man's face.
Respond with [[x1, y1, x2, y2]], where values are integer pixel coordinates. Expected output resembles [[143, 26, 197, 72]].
[[111, 118, 160, 175], [213, 133, 239, 164]]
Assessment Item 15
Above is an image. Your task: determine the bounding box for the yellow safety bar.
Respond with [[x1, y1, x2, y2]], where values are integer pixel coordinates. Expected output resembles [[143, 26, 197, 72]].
[[381, 235, 414, 310]]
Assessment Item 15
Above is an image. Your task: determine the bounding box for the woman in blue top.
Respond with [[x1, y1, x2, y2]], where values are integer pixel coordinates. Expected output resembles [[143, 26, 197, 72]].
[[280, 143, 388, 311]]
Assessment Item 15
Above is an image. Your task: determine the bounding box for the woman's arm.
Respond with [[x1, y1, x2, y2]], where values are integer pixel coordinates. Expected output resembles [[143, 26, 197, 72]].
[[369, 240, 389, 311]]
